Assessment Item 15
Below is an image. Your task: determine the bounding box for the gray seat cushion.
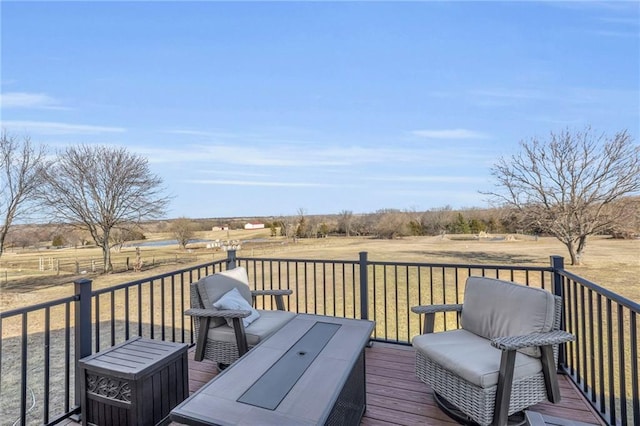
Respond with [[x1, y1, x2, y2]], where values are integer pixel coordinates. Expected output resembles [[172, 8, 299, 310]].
[[412, 329, 542, 389], [208, 310, 296, 346]]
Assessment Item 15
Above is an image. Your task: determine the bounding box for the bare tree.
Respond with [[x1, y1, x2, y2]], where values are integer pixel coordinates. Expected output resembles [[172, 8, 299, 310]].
[[486, 128, 640, 265], [421, 206, 454, 236], [0, 132, 47, 257], [6, 225, 42, 250], [351, 213, 376, 236], [171, 217, 195, 249], [305, 215, 321, 238], [39, 145, 170, 272], [337, 210, 353, 236], [373, 209, 408, 239], [111, 226, 145, 252], [406, 207, 425, 236], [276, 215, 297, 239], [608, 196, 640, 238], [296, 208, 307, 238]]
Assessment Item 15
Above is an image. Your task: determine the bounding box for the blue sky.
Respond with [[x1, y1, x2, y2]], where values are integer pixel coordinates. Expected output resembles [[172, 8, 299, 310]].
[[2, 1, 639, 219]]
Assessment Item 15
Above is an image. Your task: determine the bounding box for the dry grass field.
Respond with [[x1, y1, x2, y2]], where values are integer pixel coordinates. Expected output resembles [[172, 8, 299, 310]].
[[1, 231, 638, 311]]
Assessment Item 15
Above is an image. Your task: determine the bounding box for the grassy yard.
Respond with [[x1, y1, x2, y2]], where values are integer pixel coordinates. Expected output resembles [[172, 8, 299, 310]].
[[1, 231, 638, 312]]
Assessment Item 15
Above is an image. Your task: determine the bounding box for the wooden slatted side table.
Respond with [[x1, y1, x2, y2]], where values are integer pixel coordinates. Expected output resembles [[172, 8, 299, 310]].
[[79, 337, 189, 426]]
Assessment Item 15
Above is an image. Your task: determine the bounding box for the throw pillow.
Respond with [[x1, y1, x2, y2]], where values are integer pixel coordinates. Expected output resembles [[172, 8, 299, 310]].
[[213, 287, 260, 328]]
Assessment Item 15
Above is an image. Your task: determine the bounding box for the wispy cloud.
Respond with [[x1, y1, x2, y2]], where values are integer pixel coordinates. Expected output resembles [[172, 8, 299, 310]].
[[597, 17, 640, 26], [470, 87, 639, 111], [367, 175, 485, 184], [185, 179, 335, 188], [139, 143, 425, 167], [1, 92, 67, 109], [471, 88, 549, 101], [1, 120, 125, 135], [166, 129, 215, 136], [379, 188, 485, 202], [410, 129, 489, 139], [593, 30, 639, 38], [165, 129, 266, 140], [197, 170, 270, 178], [547, 1, 639, 13], [526, 115, 585, 126]]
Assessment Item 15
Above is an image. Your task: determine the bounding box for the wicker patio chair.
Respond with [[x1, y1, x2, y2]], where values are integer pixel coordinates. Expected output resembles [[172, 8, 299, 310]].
[[187, 266, 295, 368], [411, 276, 575, 426]]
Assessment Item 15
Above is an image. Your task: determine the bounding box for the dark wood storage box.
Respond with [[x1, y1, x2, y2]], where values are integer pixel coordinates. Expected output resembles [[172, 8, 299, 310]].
[[79, 337, 189, 426]]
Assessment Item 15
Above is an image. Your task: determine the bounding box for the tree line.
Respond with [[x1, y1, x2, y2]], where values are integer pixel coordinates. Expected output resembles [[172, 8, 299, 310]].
[[2, 127, 639, 269], [267, 201, 639, 243]]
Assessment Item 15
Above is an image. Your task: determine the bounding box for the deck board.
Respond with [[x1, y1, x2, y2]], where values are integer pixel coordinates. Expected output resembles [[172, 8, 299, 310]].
[[180, 342, 605, 425], [62, 342, 606, 425]]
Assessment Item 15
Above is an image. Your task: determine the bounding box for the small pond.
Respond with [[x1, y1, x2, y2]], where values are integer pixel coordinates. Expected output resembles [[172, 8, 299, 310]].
[[127, 238, 272, 248], [126, 238, 214, 248]]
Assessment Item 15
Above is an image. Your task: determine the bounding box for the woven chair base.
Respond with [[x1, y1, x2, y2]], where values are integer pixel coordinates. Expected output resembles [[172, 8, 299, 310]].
[[434, 392, 526, 426], [416, 351, 549, 425]]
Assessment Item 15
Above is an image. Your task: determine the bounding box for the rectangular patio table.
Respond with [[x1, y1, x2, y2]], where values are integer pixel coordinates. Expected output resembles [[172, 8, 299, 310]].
[[170, 313, 375, 425]]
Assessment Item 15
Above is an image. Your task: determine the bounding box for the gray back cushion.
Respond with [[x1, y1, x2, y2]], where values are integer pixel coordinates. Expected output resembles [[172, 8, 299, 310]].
[[461, 276, 555, 356], [196, 267, 253, 327]]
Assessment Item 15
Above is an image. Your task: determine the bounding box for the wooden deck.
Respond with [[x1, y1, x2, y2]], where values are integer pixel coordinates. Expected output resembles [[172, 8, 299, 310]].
[[185, 343, 605, 426], [60, 342, 605, 425]]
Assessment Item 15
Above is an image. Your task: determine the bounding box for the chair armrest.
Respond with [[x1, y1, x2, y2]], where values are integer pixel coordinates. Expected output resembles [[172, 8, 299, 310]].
[[411, 304, 463, 334], [251, 289, 293, 297], [492, 330, 576, 410], [411, 304, 463, 315], [185, 308, 251, 319], [251, 289, 292, 311], [491, 330, 575, 351]]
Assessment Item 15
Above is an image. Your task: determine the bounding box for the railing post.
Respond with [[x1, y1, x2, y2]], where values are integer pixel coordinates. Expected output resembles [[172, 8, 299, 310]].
[[551, 255, 564, 298], [74, 278, 92, 415], [359, 252, 369, 320], [550, 255, 567, 369], [227, 249, 237, 269]]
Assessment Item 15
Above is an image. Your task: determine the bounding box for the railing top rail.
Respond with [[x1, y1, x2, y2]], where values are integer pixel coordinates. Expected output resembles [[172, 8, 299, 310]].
[[92, 259, 225, 296], [236, 256, 358, 266], [0, 295, 77, 318], [236, 257, 553, 272], [558, 268, 640, 313], [367, 260, 553, 271], [236, 256, 553, 273]]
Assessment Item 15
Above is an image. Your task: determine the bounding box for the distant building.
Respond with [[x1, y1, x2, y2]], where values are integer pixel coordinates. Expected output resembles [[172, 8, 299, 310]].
[[244, 223, 265, 230], [211, 226, 229, 231]]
